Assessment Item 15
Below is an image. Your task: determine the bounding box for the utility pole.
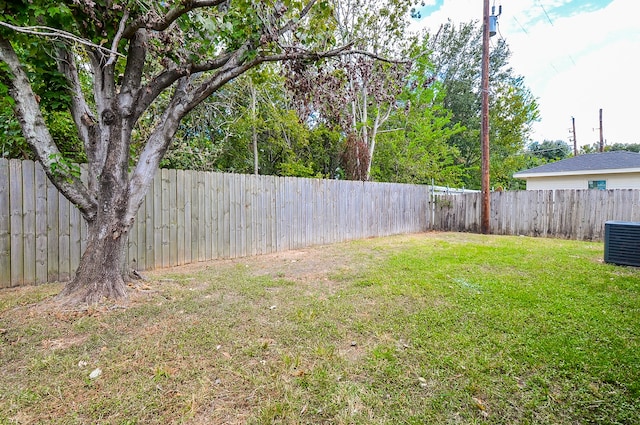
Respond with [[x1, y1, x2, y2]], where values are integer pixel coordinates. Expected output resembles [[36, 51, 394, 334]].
[[599, 108, 604, 152], [571, 116, 577, 156], [480, 0, 491, 234]]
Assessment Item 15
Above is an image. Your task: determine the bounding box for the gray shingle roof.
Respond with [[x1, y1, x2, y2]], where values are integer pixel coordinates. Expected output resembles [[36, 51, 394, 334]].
[[514, 151, 640, 176]]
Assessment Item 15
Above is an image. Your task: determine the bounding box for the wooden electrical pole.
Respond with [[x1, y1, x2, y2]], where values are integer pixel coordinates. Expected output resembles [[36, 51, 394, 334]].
[[481, 0, 491, 234], [572, 116, 577, 156], [599, 108, 604, 152]]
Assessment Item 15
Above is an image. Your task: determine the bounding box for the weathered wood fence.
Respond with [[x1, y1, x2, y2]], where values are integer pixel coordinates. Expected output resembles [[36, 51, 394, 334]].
[[3, 158, 640, 288], [433, 189, 640, 240], [0, 159, 431, 288]]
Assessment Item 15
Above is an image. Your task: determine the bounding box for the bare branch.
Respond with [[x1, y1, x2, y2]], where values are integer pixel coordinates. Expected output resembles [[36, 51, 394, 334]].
[[276, 0, 318, 38], [133, 51, 234, 121], [259, 45, 408, 66], [122, 0, 228, 39], [0, 36, 97, 219], [105, 9, 130, 66], [182, 41, 401, 121], [0, 21, 125, 58], [55, 46, 99, 153]]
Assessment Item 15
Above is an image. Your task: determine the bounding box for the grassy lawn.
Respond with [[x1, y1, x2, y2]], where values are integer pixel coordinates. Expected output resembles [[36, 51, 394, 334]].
[[1, 232, 639, 424]]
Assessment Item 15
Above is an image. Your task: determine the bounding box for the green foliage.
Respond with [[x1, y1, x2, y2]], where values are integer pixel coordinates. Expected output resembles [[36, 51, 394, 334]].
[[306, 126, 343, 178], [45, 110, 85, 162], [0, 95, 28, 158], [487, 80, 540, 190], [606, 143, 640, 153], [0, 1, 84, 161], [48, 152, 81, 182], [0, 105, 84, 161], [579, 143, 599, 154], [1, 2, 74, 112], [372, 47, 464, 186], [429, 21, 540, 189], [528, 140, 572, 162], [162, 68, 342, 178], [581, 142, 640, 154]]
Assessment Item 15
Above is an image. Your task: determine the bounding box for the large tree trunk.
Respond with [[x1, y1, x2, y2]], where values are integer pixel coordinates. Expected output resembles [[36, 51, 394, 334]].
[[57, 104, 138, 305], [58, 221, 130, 305], [57, 166, 134, 304]]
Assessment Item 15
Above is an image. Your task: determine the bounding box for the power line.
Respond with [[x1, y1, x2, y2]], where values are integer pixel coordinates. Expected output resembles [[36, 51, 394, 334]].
[[507, 3, 577, 80], [537, 0, 554, 26], [512, 16, 528, 35]]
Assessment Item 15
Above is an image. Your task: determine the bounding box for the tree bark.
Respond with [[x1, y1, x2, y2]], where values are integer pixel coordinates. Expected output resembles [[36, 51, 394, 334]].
[[57, 139, 135, 304], [57, 220, 129, 305], [251, 80, 259, 175]]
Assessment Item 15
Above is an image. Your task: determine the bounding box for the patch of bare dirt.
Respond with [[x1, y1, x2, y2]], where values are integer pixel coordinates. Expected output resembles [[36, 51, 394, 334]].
[[3, 233, 432, 318], [146, 233, 430, 284], [42, 335, 88, 350]]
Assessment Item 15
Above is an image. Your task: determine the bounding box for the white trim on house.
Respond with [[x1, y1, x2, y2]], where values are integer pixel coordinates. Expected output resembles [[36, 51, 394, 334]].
[[513, 152, 640, 190], [519, 172, 640, 190], [513, 166, 640, 178]]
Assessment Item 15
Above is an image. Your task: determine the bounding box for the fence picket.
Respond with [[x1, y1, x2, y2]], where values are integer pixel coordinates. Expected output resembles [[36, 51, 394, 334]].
[[9, 160, 24, 287], [183, 170, 192, 264], [168, 169, 178, 267], [0, 160, 11, 287], [21, 161, 36, 285], [57, 191, 71, 282]]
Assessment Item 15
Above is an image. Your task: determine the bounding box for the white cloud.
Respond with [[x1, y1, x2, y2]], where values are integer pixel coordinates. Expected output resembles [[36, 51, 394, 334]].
[[411, 0, 640, 146]]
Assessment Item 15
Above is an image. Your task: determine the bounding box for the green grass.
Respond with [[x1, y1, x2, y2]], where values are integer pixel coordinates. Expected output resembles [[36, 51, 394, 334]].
[[1, 233, 639, 424]]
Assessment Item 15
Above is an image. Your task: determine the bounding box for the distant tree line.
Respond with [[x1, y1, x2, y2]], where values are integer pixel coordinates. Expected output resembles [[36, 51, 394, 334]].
[[580, 142, 640, 154]]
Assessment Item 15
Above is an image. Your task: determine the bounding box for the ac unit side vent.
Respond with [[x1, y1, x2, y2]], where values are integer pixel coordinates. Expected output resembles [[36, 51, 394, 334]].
[[604, 221, 640, 267]]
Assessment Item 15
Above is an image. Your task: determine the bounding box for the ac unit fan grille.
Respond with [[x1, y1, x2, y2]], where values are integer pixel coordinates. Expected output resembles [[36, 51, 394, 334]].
[[604, 221, 640, 267]]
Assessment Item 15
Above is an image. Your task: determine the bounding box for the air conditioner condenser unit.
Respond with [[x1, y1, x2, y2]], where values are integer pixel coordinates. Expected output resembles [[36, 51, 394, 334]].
[[604, 221, 640, 267]]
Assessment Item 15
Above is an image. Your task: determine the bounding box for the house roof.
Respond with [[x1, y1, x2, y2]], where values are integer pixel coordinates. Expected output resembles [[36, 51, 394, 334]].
[[514, 151, 640, 178]]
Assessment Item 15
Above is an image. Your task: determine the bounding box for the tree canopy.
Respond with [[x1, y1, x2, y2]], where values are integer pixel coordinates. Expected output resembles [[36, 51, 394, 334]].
[[528, 140, 572, 162], [1, 6, 541, 190]]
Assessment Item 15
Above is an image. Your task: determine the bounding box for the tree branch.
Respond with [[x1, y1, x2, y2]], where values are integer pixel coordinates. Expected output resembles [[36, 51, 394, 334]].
[[0, 21, 124, 59], [127, 79, 191, 221], [55, 46, 99, 155], [261, 46, 409, 65], [105, 9, 130, 67], [276, 0, 318, 38], [120, 29, 147, 117], [87, 50, 115, 188], [0, 36, 97, 220], [122, 0, 228, 39], [133, 51, 234, 122]]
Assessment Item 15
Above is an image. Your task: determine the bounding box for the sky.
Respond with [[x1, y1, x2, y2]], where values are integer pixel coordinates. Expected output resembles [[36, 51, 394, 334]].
[[410, 0, 640, 148]]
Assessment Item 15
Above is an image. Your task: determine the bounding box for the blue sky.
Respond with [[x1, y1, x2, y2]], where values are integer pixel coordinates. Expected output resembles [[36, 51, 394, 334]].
[[411, 0, 639, 147]]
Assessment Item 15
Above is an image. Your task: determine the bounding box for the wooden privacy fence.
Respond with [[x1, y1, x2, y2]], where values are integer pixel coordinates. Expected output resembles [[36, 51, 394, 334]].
[[434, 189, 640, 240], [0, 159, 431, 288], [4, 158, 640, 289]]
